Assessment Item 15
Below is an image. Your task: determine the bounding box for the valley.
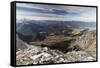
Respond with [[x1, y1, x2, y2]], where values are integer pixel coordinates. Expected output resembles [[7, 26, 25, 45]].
[[16, 20, 96, 65]]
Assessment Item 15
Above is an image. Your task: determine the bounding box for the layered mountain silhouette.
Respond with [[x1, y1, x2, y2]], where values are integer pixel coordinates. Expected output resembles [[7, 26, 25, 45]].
[[16, 20, 96, 43]]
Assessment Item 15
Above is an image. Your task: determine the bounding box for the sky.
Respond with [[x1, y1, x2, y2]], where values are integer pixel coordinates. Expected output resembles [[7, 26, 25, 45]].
[[16, 3, 96, 22]]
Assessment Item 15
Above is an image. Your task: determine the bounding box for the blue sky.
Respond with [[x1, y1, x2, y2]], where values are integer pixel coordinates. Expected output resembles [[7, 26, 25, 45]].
[[16, 3, 96, 22]]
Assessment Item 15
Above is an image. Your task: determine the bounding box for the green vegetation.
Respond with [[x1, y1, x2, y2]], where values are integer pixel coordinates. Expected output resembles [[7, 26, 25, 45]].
[[64, 36, 72, 41], [30, 41, 44, 46], [42, 60, 54, 64], [71, 29, 81, 35]]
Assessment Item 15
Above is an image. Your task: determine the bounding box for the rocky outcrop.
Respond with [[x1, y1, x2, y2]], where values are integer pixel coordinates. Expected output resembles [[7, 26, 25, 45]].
[[16, 46, 67, 65], [16, 45, 96, 65], [64, 51, 96, 62], [68, 30, 96, 58]]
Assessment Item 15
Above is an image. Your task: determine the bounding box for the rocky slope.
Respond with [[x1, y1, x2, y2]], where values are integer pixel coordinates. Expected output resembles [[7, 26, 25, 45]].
[[68, 30, 96, 58], [16, 35, 29, 51], [16, 29, 96, 65], [16, 46, 96, 65]]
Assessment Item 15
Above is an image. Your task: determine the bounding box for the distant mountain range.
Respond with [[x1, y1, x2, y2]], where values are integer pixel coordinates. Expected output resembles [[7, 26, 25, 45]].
[[17, 20, 96, 33], [16, 20, 96, 43]]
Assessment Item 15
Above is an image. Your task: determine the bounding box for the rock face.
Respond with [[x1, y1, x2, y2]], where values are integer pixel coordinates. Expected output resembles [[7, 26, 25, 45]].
[[68, 30, 96, 58], [16, 35, 29, 51]]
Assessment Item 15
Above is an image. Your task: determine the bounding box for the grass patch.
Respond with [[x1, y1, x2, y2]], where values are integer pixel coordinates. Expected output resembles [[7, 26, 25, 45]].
[[43, 60, 54, 64], [64, 36, 72, 41], [30, 41, 44, 46], [71, 29, 81, 35]]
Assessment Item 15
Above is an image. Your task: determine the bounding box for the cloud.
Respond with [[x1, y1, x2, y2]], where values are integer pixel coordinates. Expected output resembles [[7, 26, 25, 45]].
[[16, 3, 96, 22], [16, 6, 69, 16]]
